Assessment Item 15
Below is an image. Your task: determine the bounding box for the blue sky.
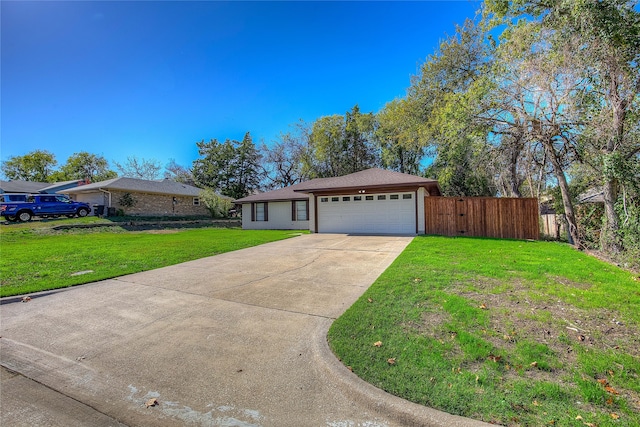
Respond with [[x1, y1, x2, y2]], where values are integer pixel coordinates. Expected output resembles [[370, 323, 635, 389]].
[[1, 1, 481, 173]]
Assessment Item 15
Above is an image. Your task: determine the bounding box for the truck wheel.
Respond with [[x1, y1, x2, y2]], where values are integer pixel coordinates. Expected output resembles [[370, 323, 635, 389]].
[[77, 208, 89, 217], [17, 211, 32, 222], [5, 215, 17, 222]]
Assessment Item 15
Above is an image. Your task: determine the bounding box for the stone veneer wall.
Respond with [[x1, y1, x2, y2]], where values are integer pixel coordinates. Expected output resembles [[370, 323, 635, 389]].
[[110, 190, 209, 216]]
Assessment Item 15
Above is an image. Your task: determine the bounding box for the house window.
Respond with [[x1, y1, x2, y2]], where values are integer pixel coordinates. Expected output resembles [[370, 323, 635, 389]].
[[292, 200, 309, 221], [365, 195, 374, 200], [390, 194, 399, 200], [354, 196, 362, 201], [321, 197, 329, 202], [403, 194, 412, 199], [251, 202, 268, 221], [193, 197, 200, 206], [342, 196, 350, 202], [378, 195, 386, 200], [331, 197, 339, 202]]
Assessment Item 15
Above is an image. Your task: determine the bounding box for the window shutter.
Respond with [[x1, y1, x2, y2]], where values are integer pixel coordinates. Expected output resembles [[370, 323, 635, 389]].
[[291, 201, 296, 221], [251, 203, 255, 222], [264, 202, 269, 221]]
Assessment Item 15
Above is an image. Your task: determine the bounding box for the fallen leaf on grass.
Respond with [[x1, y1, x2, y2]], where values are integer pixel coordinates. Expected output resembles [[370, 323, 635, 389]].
[[145, 398, 158, 408], [575, 415, 583, 420], [530, 361, 538, 368], [487, 354, 502, 363], [479, 303, 487, 310], [610, 413, 620, 419], [387, 358, 396, 365], [373, 341, 382, 347], [597, 379, 608, 386], [605, 386, 620, 395], [413, 278, 422, 283], [367, 298, 373, 303], [606, 398, 614, 405]]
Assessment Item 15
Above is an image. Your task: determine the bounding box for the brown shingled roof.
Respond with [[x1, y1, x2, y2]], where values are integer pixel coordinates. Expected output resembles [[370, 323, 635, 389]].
[[61, 177, 207, 197], [293, 168, 440, 194], [235, 169, 441, 203], [234, 181, 316, 203]]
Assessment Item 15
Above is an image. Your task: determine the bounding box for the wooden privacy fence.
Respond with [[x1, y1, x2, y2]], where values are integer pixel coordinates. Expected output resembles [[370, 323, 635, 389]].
[[424, 197, 540, 240]]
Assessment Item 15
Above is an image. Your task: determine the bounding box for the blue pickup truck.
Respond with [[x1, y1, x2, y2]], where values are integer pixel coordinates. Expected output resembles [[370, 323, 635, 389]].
[[1, 194, 92, 222]]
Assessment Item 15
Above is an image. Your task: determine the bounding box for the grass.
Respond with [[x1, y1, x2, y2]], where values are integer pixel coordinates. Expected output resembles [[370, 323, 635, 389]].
[[328, 236, 640, 427], [0, 217, 301, 297]]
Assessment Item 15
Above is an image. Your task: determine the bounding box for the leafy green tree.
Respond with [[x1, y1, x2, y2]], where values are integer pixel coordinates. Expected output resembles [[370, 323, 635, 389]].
[[114, 156, 162, 180], [1, 150, 58, 182], [193, 138, 236, 192], [200, 188, 233, 218], [407, 19, 497, 196], [51, 151, 116, 182], [486, 0, 640, 251], [305, 105, 379, 178], [305, 114, 345, 178], [375, 99, 425, 175], [192, 132, 262, 200], [229, 132, 263, 200]]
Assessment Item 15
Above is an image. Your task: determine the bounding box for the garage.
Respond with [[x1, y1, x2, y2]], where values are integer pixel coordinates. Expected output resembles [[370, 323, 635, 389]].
[[317, 192, 416, 234]]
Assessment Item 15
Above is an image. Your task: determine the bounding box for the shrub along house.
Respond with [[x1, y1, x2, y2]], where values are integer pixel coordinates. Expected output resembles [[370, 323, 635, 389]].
[[60, 177, 210, 217]]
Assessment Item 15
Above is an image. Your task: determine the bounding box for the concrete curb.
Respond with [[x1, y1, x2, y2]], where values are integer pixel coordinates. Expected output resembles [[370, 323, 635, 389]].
[[313, 320, 493, 427]]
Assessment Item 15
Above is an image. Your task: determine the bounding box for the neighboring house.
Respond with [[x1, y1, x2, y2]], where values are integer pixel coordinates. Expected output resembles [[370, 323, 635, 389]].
[[235, 168, 442, 234], [60, 177, 210, 216], [0, 180, 50, 194]]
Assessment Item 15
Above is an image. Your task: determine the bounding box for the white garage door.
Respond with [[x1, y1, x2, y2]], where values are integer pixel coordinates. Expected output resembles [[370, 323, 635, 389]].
[[317, 193, 415, 234]]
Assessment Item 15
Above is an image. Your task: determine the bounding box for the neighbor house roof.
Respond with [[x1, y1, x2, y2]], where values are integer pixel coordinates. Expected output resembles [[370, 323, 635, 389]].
[[39, 180, 90, 194], [60, 177, 205, 197], [234, 181, 317, 203], [293, 168, 441, 195], [577, 188, 604, 204], [0, 180, 50, 194]]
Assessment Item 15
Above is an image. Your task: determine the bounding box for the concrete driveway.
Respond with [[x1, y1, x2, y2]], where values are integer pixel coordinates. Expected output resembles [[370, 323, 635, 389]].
[[1, 234, 489, 427]]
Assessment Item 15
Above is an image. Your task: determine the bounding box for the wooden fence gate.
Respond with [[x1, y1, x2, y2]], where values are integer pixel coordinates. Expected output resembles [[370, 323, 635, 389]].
[[424, 197, 539, 240]]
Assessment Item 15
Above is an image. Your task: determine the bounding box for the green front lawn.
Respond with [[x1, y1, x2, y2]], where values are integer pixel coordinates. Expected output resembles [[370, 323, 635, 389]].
[[328, 236, 640, 427], [0, 218, 299, 297]]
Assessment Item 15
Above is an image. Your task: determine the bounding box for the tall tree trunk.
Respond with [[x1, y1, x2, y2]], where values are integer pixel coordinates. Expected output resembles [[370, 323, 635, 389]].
[[601, 75, 625, 253], [546, 141, 581, 247], [508, 143, 522, 197]]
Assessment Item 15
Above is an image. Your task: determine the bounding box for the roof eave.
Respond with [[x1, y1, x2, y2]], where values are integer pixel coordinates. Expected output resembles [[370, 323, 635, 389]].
[[293, 181, 440, 194], [235, 196, 309, 204]]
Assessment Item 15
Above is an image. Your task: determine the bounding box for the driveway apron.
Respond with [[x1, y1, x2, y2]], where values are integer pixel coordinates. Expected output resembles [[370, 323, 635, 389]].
[[1, 234, 489, 427]]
